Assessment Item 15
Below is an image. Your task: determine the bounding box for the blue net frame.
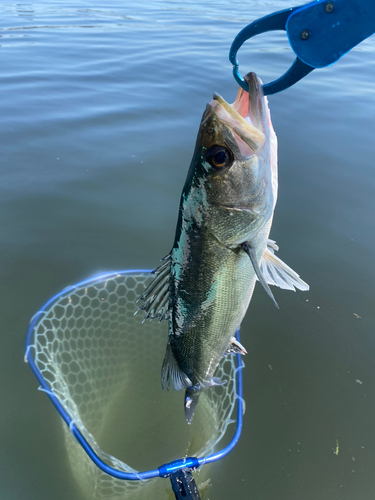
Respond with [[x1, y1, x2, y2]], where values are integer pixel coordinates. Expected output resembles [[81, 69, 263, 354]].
[[24, 270, 244, 481]]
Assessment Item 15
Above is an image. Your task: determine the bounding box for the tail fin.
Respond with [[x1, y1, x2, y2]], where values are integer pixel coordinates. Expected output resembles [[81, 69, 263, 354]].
[[184, 388, 200, 425]]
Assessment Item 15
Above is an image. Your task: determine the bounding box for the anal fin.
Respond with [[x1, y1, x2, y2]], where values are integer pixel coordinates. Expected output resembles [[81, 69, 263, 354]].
[[226, 336, 247, 355], [211, 377, 227, 386]]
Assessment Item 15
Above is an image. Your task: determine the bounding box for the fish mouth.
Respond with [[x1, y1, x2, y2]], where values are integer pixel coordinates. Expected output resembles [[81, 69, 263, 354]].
[[209, 73, 266, 156]]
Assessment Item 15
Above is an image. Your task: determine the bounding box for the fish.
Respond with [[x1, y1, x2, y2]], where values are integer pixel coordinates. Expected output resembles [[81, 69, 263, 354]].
[[137, 72, 308, 423]]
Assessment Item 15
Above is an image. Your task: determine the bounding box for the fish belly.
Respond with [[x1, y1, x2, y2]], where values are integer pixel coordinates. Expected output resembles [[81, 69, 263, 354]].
[[170, 233, 257, 387]]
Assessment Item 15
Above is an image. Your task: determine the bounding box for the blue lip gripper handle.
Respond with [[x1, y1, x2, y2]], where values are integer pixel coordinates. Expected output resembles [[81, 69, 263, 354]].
[[230, 0, 375, 95]]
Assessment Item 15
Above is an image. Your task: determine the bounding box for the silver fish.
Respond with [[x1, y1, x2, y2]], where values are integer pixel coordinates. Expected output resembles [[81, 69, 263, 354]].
[[138, 73, 308, 423]]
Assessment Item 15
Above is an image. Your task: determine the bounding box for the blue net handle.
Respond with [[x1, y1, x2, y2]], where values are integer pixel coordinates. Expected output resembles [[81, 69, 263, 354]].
[[25, 270, 244, 480]]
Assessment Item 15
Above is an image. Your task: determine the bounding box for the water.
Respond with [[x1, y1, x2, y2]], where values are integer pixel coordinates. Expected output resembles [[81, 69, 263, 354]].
[[1, 1, 375, 498]]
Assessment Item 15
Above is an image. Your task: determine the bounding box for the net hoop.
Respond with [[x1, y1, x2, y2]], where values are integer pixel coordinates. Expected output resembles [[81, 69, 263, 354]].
[[25, 269, 244, 481]]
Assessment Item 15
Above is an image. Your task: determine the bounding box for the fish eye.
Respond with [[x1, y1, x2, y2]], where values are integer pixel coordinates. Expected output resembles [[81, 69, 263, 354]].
[[206, 145, 233, 170]]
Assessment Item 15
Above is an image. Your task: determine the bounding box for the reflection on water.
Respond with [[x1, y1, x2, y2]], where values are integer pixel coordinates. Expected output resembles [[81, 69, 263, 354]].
[[0, 0, 375, 499], [16, 4, 35, 19]]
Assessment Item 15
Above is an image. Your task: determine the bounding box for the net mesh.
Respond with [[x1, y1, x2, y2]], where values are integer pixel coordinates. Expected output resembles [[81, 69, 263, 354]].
[[29, 271, 238, 499]]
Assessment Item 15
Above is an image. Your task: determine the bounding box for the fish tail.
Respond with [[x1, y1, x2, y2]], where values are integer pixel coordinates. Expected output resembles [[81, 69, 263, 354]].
[[184, 387, 200, 425]]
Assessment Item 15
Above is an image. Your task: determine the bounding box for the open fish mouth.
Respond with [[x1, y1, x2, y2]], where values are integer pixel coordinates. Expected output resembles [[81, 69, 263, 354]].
[[209, 73, 267, 156]]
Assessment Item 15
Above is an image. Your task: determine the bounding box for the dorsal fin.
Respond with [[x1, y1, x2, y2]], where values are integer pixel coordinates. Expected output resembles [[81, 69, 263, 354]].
[[260, 240, 309, 291], [136, 254, 171, 321]]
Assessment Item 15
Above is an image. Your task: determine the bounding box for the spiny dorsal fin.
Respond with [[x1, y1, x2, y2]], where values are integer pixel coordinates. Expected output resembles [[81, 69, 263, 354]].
[[136, 254, 171, 322], [260, 240, 309, 291], [161, 340, 192, 391], [226, 336, 247, 355]]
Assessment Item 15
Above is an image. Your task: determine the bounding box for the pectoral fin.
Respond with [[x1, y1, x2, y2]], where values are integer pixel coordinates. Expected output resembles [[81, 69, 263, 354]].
[[260, 240, 309, 291], [136, 253, 171, 321], [241, 241, 279, 309]]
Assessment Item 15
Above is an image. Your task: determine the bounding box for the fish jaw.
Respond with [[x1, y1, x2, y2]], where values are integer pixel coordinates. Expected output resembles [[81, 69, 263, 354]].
[[243, 72, 278, 212]]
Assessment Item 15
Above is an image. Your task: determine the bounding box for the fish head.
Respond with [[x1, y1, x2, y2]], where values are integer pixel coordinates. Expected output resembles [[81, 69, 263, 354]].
[[186, 72, 277, 245]]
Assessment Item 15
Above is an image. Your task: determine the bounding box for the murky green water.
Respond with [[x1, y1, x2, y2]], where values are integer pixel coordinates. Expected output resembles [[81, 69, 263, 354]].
[[1, 1, 375, 499]]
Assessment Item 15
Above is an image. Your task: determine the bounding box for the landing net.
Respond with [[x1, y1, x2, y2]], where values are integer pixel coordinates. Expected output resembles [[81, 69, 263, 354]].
[[25, 271, 244, 500]]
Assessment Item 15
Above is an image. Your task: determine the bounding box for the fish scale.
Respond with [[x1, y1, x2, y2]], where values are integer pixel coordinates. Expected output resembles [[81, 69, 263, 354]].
[[170, 239, 254, 374]]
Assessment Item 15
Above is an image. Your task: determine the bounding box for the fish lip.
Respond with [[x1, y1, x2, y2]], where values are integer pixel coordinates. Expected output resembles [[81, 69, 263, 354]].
[[246, 72, 263, 101]]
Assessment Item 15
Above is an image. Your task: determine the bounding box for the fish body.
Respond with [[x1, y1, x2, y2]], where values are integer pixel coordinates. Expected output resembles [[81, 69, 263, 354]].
[[138, 73, 308, 423]]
